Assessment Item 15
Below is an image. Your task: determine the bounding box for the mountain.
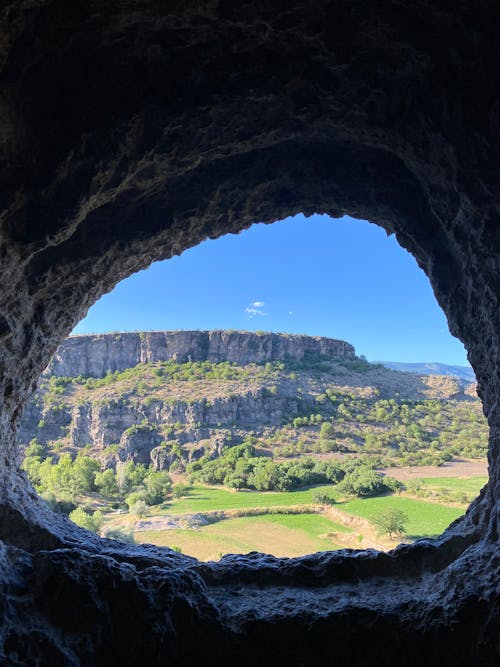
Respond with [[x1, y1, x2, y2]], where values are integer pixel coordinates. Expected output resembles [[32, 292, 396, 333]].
[[20, 330, 487, 473], [377, 361, 475, 384]]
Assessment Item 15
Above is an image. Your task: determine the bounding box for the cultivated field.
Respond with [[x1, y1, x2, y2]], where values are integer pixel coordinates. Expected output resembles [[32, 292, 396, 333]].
[[115, 470, 488, 560]]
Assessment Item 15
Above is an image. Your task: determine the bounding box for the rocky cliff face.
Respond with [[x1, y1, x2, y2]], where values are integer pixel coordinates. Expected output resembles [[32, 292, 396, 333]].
[[20, 331, 485, 475], [47, 330, 355, 378], [20, 388, 302, 469]]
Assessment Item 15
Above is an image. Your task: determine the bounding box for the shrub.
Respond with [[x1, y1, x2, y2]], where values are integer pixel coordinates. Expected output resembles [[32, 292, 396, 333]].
[[313, 491, 336, 505], [130, 500, 148, 517], [172, 483, 191, 499], [320, 421, 334, 439], [103, 527, 135, 544]]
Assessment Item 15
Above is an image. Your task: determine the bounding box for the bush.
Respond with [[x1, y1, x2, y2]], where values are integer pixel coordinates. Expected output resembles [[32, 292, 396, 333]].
[[102, 527, 135, 543], [172, 483, 191, 499], [130, 500, 148, 517], [319, 421, 334, 439], [125, 490, 145, 508], [313, 491, 336, 505], [383, 476, 405, 493]]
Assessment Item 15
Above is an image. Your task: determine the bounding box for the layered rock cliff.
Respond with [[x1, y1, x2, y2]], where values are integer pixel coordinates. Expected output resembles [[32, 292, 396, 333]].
[[47, 330, 355, 378], [19, 331, 486, 474]]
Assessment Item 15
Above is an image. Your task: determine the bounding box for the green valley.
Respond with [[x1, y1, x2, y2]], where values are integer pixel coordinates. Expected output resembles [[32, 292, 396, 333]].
[[20, 330, 488, 559]]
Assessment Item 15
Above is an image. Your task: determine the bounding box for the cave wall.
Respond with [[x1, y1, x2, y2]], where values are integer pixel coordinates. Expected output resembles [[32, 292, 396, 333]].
[[0, 1, 498, 664]]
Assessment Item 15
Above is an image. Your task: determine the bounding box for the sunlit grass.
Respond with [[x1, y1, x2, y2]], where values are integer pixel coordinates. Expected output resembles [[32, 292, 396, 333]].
[[137, 513, 351, 560], [340, 495, 464, 539], [158, 484, 338, 514], [419, 476, 487, 494]]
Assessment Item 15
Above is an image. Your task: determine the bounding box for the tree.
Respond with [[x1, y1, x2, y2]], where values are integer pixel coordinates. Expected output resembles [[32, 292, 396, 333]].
[[337, 466, 387, 497], [69, 506, 104, 533], [373, 508, 408, 539], [143, 470, 172, 505], [94, 469, 119, 496], [72, 454, 100, 492]]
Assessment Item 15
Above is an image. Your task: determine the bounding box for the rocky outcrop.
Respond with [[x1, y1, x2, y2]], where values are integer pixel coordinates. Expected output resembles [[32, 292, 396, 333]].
[[47, 330, 355, 378], [19, 385, 306, 467]]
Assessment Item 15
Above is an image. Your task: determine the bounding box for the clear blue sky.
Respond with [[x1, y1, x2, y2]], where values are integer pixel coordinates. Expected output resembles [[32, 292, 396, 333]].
[[74, 214, 469, 366]]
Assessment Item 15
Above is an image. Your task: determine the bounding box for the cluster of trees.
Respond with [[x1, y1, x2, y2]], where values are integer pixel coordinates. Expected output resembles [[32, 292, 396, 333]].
[[187, 441, 400, 497], [22, 439, 173, 512], [280, 393, 487, 465]]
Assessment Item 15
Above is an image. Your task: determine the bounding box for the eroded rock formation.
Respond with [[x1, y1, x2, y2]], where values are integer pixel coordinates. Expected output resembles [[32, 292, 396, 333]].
[[47, 330, 355, 377], [0, 1, 498, 665]]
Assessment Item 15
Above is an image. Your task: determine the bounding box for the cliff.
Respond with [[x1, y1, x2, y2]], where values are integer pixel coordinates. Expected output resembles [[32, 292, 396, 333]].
[[47, 330, 356, 378], [19, 329, 487, 474]]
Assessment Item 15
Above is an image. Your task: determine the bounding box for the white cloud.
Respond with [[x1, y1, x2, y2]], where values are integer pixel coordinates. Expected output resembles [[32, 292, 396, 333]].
[[245, 301, 267, 318], [288, 311, 293, 316]]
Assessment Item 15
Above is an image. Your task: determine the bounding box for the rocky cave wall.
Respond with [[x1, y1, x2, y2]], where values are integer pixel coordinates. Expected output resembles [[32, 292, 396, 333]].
[[0, 1, 499, 665]]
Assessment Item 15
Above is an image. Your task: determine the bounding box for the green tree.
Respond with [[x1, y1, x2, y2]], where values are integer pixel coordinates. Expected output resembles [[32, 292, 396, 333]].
[[116, 461, 148, 494], [69, 506, 104, 533], [94, 469, 119, 496], [72, 454, 100, 492], [373, 508, 408, 539], [143, 470, 172, 505]]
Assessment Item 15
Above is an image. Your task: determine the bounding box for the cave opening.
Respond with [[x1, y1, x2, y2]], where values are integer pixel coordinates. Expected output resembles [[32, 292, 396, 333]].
[[1, 3, 499, 662], [18, 213, 488, 561]]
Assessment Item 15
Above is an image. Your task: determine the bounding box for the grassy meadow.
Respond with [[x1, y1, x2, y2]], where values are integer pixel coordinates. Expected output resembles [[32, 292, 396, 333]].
[[124, 474, 486, 559]]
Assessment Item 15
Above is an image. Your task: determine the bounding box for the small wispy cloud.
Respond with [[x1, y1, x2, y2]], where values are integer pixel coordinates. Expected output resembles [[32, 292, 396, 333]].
[[288, 311, 293, 316], [245, 300, 268, 318]]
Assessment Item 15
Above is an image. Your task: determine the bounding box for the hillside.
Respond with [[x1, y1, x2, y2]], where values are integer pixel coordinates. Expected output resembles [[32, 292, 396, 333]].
[[378, 361, 475, 384], [21, 330, 488, 473]]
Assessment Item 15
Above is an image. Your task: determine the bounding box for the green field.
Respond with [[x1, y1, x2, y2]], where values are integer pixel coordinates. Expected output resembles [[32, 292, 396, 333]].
[[420, 476, 487, 494], [340, 495, 465, 539], [128, 476, 484, 558], [138, 513, 352, 560], [158, 484, 338, 514]]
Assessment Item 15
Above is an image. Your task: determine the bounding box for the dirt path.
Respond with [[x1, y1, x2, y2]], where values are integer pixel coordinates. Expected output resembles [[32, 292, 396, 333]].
[[381, 459, 487, 481], [322, 506, 396, 551]]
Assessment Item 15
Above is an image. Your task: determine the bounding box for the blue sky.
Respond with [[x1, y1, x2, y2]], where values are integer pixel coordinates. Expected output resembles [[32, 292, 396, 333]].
[[74, 214, 469, 366]]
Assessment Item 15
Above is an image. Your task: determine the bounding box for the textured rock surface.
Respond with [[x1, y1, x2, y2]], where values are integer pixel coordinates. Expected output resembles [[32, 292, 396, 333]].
[[0, 1, 499, 665], [47, 330, 355, 377]]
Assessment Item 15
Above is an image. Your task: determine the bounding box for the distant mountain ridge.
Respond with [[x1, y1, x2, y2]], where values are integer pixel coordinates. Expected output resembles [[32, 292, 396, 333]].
[[378, 361, 475, 383]]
